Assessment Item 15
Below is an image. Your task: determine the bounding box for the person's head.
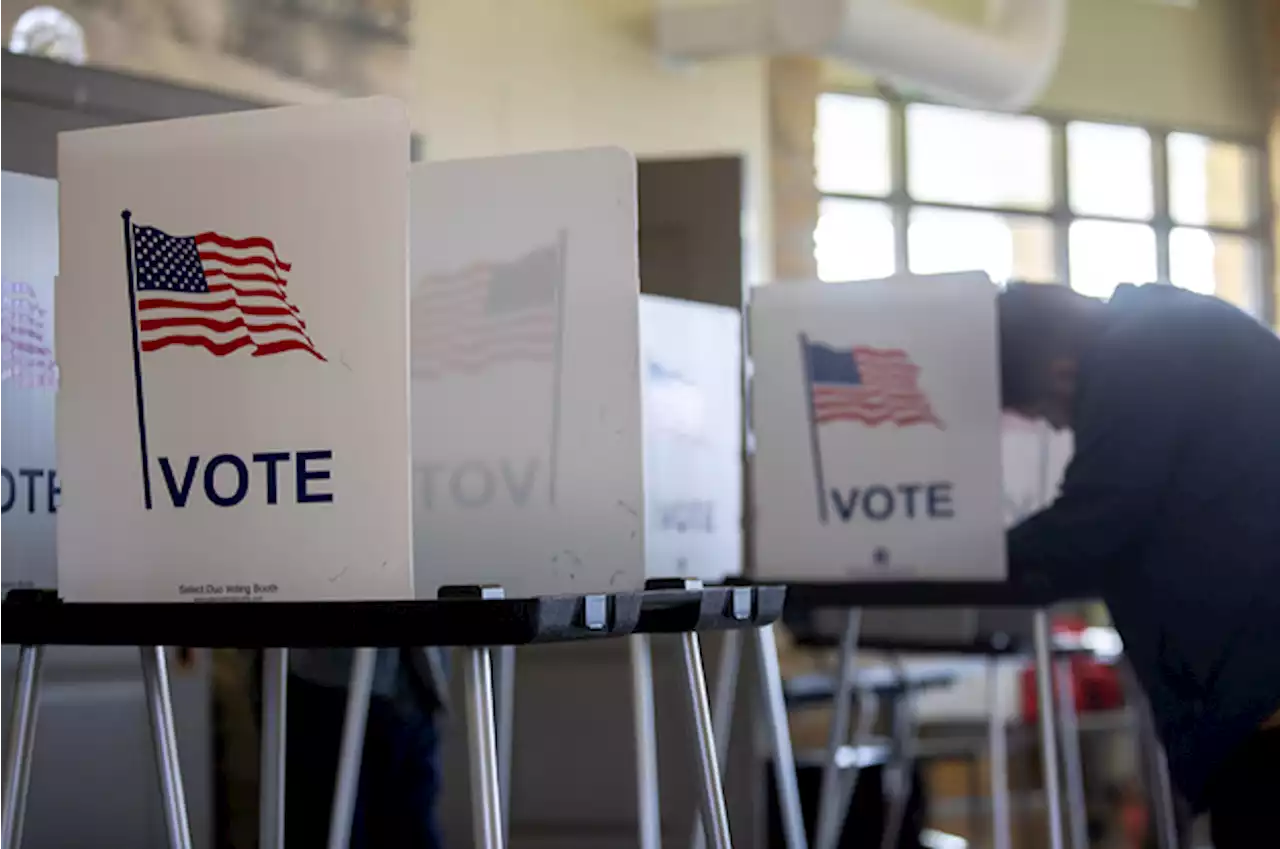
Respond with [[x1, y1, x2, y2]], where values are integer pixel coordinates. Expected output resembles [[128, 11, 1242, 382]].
[[997, 282, 1105, 430]]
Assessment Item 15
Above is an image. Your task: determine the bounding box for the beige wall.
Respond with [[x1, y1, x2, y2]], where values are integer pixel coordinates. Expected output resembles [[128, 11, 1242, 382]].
[[824, 0, 1266, 137], [412, 0, 771, 281], [1044, 0, 1263, 135]]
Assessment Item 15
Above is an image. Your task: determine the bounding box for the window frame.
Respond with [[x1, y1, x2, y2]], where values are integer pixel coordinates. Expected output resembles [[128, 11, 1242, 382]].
[[815, 89, 1276, 326]]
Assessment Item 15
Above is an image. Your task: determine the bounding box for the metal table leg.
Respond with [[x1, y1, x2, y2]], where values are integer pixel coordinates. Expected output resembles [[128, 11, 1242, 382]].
[[692, 629, 743, 849], [680, 631, 733, 849], [494, 645, 516, 846], [755, 624, 809, 849], [2, 645, 45, 849], [140, 646, 194, 849], [1119, 661, 1180, 849], [1054, 657, 1088, 849], [815, 609, 860, 849], [631, 635, 663, 849], [464, 646, 505, 849], [987, 660, 1012, 849], [831, 689, 878, 836], [711, 630, 742, 762], [327, 647, 376, 849], [879, 683, 916, 849], [1032, 611, 1066, 849], [1148, 740, 1180, 849], [260, 648, 289, 849]]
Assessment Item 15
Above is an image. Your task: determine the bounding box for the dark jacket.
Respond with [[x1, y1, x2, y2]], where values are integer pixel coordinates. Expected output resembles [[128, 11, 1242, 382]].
[[1008, 284, 1280, 810]]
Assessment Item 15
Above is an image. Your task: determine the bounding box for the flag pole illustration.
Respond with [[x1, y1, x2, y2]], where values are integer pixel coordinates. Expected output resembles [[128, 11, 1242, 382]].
[[546, 228, 568, 505], [798, 332, 829, 523], [121, 209, 324, 510], [123, 210, 154, 510], [800, 333, 944, 525]]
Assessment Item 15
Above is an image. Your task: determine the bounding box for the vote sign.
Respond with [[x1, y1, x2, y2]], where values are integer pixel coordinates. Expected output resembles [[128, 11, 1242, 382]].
[[640, 295, 743, 582], [2, 172, 60, 593], [56, 98, 414, 602], [750, 273, 1005, 581], [410, 148, 644, 598]]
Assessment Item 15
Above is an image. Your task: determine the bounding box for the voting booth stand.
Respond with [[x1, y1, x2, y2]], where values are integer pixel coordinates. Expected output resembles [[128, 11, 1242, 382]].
[[629, 294, 809, 849], [0, 101, 796, 849], [746, 274, 1078, 849]]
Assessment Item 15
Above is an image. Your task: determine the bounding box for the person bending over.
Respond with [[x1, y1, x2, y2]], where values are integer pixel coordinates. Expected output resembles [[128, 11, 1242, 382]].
[[997, 281, 1280, 848]]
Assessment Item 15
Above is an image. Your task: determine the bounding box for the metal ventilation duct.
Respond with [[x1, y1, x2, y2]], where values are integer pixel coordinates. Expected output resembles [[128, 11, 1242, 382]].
[[657, 0, 1067, 112]]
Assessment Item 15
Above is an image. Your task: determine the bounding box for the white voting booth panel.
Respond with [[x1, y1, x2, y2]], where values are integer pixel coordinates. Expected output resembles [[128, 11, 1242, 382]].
[[55, 97, 414, 603], [3, 171, 60, 593], [750, 273, 1006, 581], [410, 148, 645, 598], [3, 171, 217, 849], [640, 294, 743, 583]]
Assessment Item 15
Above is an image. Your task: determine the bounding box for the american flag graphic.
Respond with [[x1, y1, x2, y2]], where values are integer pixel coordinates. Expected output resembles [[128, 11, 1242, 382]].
[[130, 223, 324, 361], [804, 339, 943, 429], [412, 239, 563, 381], [2, 278, 58, 389]]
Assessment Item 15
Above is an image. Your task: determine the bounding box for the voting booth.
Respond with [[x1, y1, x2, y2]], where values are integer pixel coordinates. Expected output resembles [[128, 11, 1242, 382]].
[[749, 273, 1085, 849], [55, 97, 414, 604], [750, 272, 1006, 582], [2, 172, 60, 594], [640, 294, 743, 583], [409, 148, 646, 599]]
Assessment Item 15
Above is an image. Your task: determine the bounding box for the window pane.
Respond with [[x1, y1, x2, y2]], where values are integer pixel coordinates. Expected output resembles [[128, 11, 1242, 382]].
[[1170, 228, 1261, 316], [1168, 134, 1258, 228], [815, 198, 896, 282], [1068, 220, 1157, 298], [907, 104, 1051, 209], [1068, 122, 1153, 219], [908, 208, 1056, 284], [816, 94, 891, 196]]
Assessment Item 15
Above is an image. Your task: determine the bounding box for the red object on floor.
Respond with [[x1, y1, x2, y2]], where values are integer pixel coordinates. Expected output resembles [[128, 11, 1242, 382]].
[[1020, 615, 1124, 722], [1121, 796, 1149, 849]]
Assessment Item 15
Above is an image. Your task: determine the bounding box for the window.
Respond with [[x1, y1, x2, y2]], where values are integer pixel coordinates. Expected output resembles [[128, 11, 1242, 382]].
[[1170, 229, 1260, 315], [1067, 122, 1153, 219], [1167, 133, 1257, 228], [816, 198, 895, 283], [908, 208, 1055, 284], [813, 93, 1270, 322], [1068, 221, 1157, 299], [816, 95, 891, 197], [907, 103, 1052, 210]]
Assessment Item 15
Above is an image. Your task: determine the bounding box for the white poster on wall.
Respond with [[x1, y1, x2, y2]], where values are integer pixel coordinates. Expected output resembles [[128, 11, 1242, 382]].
[[56, 98, 414, 603], [2, 172, 60, 593], [640, 295, 743, 582], [750, 273, 1006, 581], [410, 148, 644, 598]]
